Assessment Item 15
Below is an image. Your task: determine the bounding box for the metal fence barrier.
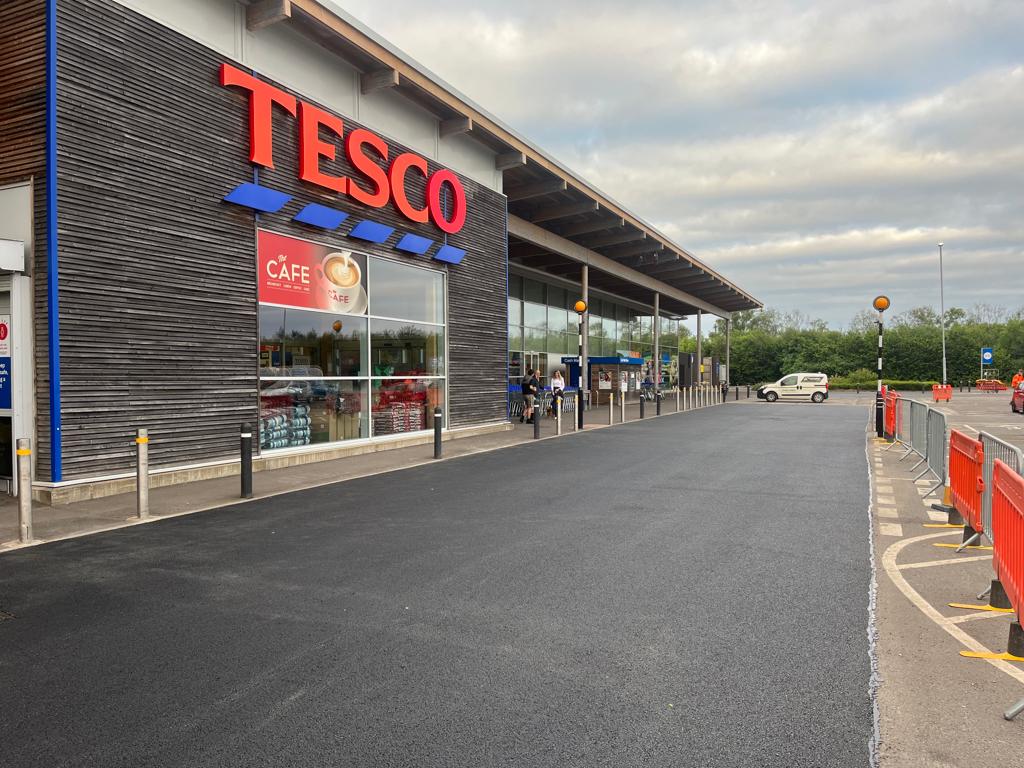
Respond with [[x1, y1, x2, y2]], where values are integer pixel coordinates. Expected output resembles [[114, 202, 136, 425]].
[[980, 432, 1024, 545], [883, 395, 946, 497]]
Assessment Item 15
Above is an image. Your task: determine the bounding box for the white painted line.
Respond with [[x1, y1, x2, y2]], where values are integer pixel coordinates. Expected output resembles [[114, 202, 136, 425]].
[[876, 495, 896, 506], [926, 509, 949, 522], [915, 479, 932, 487], [899, 554, 990, 570], [877, 507, 899, 519], [881, 532, 1024, 687], [949, 611, 1013, 625], [876, 483, 894, 493], [879, 523, 904, 537]]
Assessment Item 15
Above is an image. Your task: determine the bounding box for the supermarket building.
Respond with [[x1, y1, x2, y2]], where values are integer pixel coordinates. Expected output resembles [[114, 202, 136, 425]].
[[0, 0, 760, 502]]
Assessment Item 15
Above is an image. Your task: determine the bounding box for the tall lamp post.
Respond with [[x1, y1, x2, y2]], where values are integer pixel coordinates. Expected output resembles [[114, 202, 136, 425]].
[[873, 294, 891, 437], [574, 299, 587, 429], [938, 242, 947, 385]]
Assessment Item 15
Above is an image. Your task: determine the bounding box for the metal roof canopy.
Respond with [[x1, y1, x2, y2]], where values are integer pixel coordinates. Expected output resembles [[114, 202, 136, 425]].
[[246, 0, 762, 317]]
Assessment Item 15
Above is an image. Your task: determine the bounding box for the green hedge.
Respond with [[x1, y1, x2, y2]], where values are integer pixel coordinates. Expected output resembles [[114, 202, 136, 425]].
[[829, 379, 940, 391]]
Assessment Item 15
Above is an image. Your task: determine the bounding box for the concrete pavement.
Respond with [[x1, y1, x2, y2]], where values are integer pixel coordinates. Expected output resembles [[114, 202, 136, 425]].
[[0, 399, 872, 768]]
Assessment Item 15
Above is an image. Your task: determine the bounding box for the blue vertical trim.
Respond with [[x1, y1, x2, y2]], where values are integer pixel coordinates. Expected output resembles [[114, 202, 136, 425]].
[[504, 196, 510, 421], [46, 0, 62, 482]]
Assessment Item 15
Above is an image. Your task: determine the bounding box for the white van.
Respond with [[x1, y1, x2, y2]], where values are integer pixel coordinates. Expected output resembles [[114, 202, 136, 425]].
[[756, 373, 830, 403]]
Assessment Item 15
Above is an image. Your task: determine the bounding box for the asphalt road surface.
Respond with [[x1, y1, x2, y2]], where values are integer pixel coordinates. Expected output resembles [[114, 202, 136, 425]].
[[0, 401, 873, 767]]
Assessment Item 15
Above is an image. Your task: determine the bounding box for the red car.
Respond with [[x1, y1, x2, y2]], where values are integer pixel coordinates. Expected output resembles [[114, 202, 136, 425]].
[[1013, 385, 1024, 414]]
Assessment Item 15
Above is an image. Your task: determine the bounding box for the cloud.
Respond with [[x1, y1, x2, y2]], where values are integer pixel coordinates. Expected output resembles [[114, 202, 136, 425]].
[[331, 0, 1024, 325]]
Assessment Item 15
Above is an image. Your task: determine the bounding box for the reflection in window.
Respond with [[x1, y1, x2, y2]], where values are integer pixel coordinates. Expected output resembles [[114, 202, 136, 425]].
[[368, 258, 444, 324], [780, 375, 798, 386], [370, 319, 444, 376], [260, 306, 367, 377]]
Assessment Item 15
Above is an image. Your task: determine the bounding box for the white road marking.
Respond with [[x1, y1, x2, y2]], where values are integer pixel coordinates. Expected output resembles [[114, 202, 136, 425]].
[[949, 611, 1013, 625], [877, 495, 896, 506], [879, 523, 904, 537], [898, 554, 990, 570], [876, 483, 894, 493], [926, 508, 948, 522], [877, 507, 899, 519], [881, 532, 1024, 687]]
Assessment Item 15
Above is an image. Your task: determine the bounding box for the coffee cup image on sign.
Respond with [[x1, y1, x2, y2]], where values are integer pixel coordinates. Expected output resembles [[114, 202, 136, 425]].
[[317, 252, 366, 313]]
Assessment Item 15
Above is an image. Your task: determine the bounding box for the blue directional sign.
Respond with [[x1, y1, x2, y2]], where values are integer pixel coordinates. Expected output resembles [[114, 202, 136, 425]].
[[981, 347, 994, 366]]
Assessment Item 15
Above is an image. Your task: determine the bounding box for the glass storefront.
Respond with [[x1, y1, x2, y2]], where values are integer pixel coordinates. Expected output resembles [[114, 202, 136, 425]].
[[259, 245, 445, 451], [508, 274, 686, 389]]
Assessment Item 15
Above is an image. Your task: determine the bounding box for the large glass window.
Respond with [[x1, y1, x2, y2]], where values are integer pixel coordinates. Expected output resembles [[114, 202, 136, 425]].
[[369, 258, 444, 324], [259, 246, 445, 450], [259, 306, 367, 377], [370, 319, 444, 376]]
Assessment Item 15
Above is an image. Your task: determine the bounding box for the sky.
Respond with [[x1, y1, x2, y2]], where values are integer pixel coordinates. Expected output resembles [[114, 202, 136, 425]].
[[333, 0, 1023, 328]]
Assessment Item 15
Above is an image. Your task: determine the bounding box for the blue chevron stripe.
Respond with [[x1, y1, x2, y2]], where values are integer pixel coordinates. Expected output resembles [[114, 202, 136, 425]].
[[395, 233, 434, 254], [293, 203, 350, 229], [348, 219, 395, 243], [223, 182, 292, 213], [433, 244, 466, 264]]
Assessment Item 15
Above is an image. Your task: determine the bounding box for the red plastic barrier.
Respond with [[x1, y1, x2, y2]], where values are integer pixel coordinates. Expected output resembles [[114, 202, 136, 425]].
[[992, 460, 1024, 621], [884, 391, 899, 439], [949, 429, 985, 534], [932, 384, 952, 402]]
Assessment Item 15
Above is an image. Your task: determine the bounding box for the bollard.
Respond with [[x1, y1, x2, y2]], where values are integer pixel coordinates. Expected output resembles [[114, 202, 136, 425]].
[[620, 391, 626, 423], [577, 388, 584, 430], [240, 422, 253, 499], [16, 438, 32, 544], [656, 391, 661, 416], [136, 428, 149, 519], [573, 395, 579, 432], [433, 407, 443, 458], [746, 385, 750, 399], [555, 397, 562, 435], [639, 394, 645, 419], [534, 403, 542, 439], [608, 391, 614, 424], [676, 387, 680, 412]]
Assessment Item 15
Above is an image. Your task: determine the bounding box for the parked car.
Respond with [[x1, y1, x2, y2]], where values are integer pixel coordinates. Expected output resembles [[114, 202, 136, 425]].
[[1012, 383, 1024, 414], [757, 373, 830, 403]]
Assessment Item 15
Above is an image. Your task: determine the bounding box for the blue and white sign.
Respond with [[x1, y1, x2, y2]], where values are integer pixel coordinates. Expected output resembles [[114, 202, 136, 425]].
[[0, 314, 10, 409], [981, 347, 994, 366]]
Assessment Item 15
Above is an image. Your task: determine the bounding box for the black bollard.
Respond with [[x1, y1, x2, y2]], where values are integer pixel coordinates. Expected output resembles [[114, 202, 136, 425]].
[[240, 422, 253, 499], [534, 403, 542, 439], [433, 407, 443, 458], [640, 395, 646, 419], [656, 391, 662, 416]]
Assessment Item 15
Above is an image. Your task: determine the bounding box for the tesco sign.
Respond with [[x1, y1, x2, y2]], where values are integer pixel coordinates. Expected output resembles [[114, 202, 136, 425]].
[[220, 63, 467, 235]]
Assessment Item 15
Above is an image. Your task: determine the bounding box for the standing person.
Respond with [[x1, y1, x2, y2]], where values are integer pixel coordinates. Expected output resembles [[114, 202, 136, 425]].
[[1013, 369, 1024, 390], [550, 369, 565, 418], [520, 367, 536, 424]]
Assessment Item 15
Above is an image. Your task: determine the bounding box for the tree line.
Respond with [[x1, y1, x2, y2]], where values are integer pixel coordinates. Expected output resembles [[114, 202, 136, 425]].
[[688, 306, 1024, 386]]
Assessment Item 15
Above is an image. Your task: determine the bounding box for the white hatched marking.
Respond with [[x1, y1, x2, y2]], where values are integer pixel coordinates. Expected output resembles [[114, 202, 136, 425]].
[[879, 523, 904, 537], [899, 554, 991, 570], [877, 495, 896, 506], [926, 508, 948, 522], [949, 611, 1012, 625], [877, 507, 899, 519]]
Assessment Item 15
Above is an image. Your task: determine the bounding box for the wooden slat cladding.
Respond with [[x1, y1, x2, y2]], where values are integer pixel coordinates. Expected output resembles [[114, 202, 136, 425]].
[[54, 0, 507, 479], [56, 0, 259, 477], [0, 0, 51, 478]]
